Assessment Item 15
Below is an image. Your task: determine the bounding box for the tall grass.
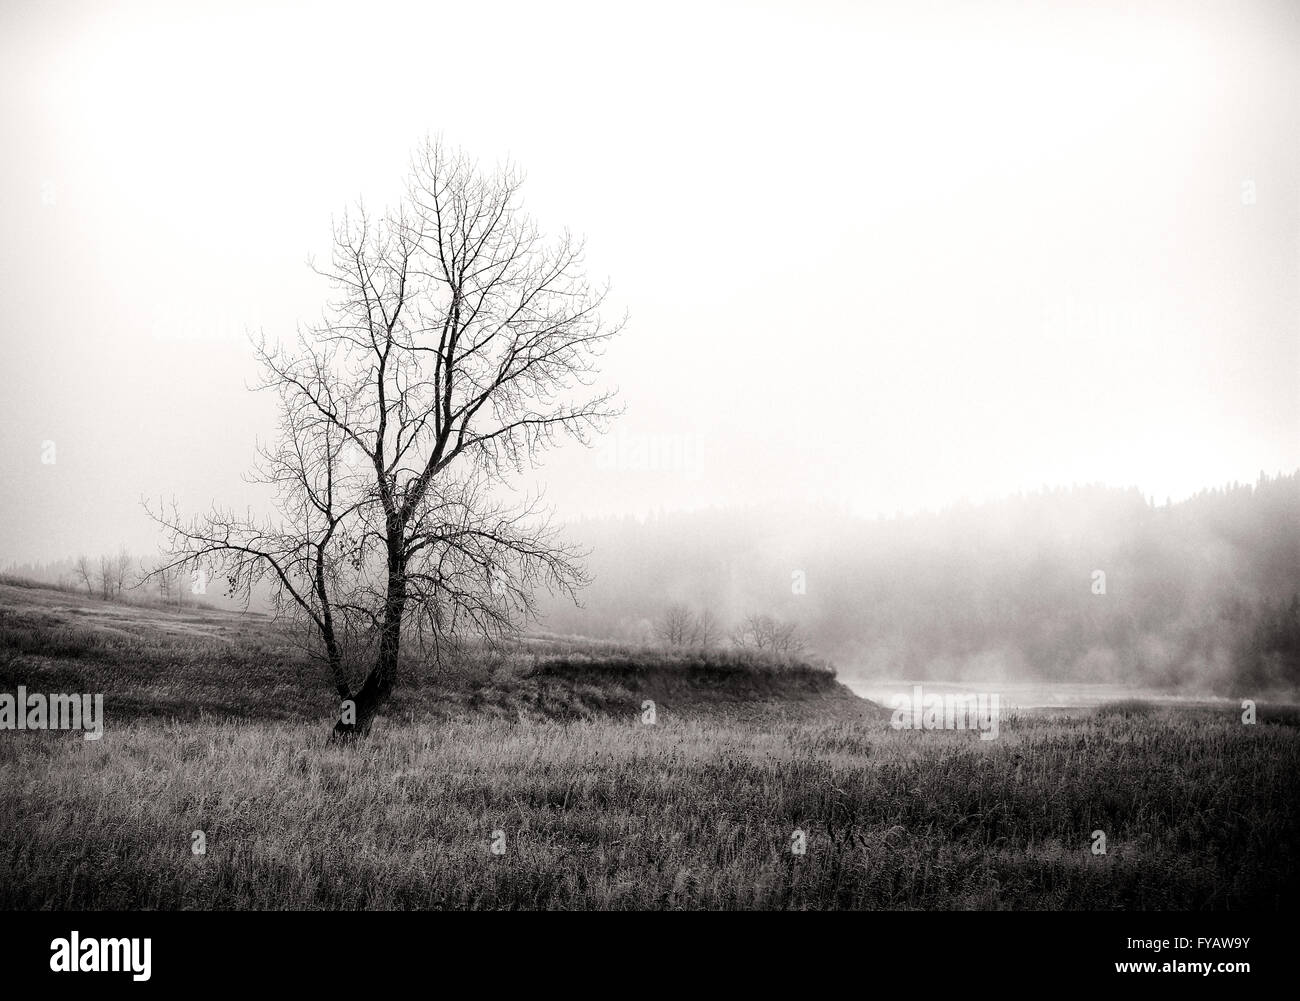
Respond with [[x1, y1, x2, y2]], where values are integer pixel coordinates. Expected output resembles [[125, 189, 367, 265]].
[[0, 709, 1295, 909], [0, 581, 1296, 909]]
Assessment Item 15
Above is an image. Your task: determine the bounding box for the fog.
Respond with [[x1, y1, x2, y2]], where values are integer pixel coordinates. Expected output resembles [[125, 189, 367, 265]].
[[534, 477, 1300, 695], [1, 0, 1297, 692]]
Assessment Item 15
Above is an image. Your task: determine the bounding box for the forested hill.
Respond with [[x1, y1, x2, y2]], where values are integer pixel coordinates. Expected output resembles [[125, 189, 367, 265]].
[[538, 472, 1300, 694]]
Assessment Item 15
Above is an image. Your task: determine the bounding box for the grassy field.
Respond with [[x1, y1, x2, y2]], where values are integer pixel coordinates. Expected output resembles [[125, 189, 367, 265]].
[[0, 580, 1297, 909]]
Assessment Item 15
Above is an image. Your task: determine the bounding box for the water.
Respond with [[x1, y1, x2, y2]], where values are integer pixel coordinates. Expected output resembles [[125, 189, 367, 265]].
[[843, 678, 1240, 711]]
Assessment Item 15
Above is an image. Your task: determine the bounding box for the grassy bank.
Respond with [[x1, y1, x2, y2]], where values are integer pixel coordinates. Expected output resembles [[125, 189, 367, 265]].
[[0, 582, 854, 724]]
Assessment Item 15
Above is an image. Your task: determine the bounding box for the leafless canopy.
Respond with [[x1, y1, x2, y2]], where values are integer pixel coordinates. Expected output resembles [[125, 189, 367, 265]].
[[654, 604, 723, 649], [655, 604, 697, 647], [148, 137, 623, 734], [731, 613, 805, 656]]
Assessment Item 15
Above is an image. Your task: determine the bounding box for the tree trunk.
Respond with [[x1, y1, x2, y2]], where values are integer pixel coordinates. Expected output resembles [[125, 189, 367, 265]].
[[332, 549, 406, 740]]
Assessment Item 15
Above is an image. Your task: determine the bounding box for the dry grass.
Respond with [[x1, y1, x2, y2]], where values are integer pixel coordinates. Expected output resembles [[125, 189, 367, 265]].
[[0, 583, 1296, 909]]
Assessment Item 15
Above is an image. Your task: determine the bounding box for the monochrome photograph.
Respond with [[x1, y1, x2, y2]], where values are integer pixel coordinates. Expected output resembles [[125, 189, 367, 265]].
[[0, 0, 1295, 985]]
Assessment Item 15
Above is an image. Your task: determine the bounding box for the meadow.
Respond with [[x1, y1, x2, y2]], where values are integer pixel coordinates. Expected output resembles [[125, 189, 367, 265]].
[[0, 580, 1296, 909]]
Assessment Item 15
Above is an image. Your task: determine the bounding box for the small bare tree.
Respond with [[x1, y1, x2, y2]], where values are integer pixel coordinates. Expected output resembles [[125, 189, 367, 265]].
[[149, 137, 622, 737], [731, 613, 805, 656], [73, 555, 94, 594], [655, 603, 697, 647], [151, 560, 181, 606], [97, 556, 114, 600], [693, 608, 722, 648], [111, 549, 133, 598]]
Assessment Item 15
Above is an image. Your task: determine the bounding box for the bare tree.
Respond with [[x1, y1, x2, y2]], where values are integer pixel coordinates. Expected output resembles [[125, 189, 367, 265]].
[[73, 555, 94, 594], [149, 137, 622, 737], [731, 613, 805, 656], [150, 560, 181, 606], [693, 608, 722, 648], [655, 603, 697, 647], [97, 556, 114, 600], [111, 549, 133, 597], [95, 551, 132, 599], [774, 621, 805, 656]]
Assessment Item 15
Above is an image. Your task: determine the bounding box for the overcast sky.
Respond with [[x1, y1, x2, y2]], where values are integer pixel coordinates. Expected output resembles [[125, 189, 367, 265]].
[[1, 0, 1297, 566]]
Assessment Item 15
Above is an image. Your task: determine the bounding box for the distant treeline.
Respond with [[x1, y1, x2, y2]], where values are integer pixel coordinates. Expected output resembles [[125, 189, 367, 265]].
[[538, 472, 1300, 694], [0, 554, 219, 611]]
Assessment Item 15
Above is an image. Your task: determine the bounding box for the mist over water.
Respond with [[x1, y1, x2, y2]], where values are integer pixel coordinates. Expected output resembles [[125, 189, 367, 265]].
[[534, 476, 1300, 699], [846, 679, 1240, 711]]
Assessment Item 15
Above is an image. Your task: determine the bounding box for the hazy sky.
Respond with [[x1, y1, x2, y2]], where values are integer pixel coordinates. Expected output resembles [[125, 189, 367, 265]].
[[1, 0, 1297, 565]]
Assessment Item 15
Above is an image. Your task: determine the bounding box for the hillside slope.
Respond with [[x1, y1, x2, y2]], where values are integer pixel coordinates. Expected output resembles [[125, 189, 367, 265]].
[[0, 581, 876, 726]]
